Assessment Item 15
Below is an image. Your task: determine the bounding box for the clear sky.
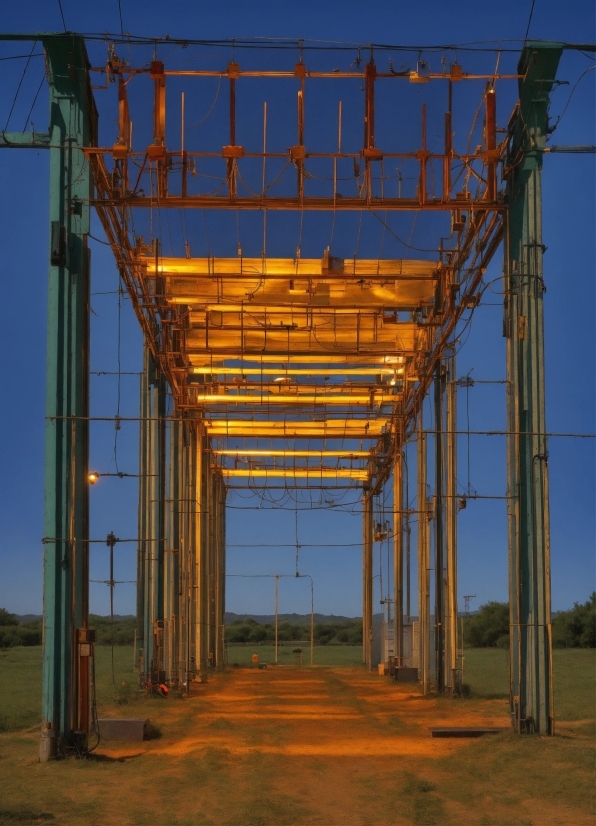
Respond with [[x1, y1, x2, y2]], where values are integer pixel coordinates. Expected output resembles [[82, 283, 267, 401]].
[[0, 0, 594, 620]]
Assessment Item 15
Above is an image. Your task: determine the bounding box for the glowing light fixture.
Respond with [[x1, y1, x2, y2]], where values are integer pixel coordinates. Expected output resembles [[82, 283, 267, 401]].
[[88, 472, 100, 485]]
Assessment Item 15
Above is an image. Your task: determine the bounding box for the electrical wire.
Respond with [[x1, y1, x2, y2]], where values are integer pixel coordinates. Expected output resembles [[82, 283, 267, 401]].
[[549, 64, 596, 136], [56, 0, 67, 32], [21, 72, 46, 132], [524, 0, 537, 41], [117, 0, 124, 38], [3, 41, 36, 131]]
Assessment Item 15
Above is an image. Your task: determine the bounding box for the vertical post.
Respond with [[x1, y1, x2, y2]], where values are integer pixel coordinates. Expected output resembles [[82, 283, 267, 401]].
[[41, 35, 95, 761], [227, 61, 238, 198], [363, 60, 376, 200], [149, 60, 167, 196], [362, 490, 373, 670], [434, 363, 445, 691], [485, 87, 497, 202], [393, 443, 403, 665], [165, 420, 181, 685], [137, 368, 148, 677], [505, 43, 562, 735], [213, 471, 226, 669], [137, 344, 166, 688], [443, 81, 452, 202], [445, 354, 458, 693], [195, 424, 209, 681], [417, 410, 430, 694], [310, 578, 314, 667], [184, 420, 197, 685], [275, 575, 279, 664]]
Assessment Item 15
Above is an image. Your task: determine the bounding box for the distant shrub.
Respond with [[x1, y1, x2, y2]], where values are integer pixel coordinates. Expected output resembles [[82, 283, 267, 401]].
[[0, 608, 18, 627], [225, 617, 362, 646], [0, 610, 40, 648], [552, 593, 596, 648], [0, 626, 19, 648], [463, 602, 509, 648], [17, 621, 42, 646]]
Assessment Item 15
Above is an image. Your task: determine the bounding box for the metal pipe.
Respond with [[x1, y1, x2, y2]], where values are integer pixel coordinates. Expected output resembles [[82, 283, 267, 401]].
[[505, 43, 562, 735], [393, 442, 403, 665], [362, 491, 373, 670], [417, 410, 430, 694], [445, 355, 458, 693], [434, 363, 445, 691]]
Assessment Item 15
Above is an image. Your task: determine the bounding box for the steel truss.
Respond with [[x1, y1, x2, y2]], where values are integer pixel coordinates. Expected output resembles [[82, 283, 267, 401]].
[[0, 33, 570, 757]]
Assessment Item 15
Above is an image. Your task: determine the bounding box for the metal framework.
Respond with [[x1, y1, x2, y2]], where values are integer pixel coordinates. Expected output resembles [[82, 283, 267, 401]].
[[0, 32, 578, 757]]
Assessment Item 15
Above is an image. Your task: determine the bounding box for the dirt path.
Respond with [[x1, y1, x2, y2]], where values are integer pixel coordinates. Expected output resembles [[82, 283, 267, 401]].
[[2, 666, 592, 826], [120, 667, 509, 760]]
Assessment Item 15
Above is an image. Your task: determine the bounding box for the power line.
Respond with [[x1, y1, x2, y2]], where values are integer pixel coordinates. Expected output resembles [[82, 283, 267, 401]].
[[117, 0, 124, 37], [22, 72, 46, 132], [56, 0, 67, 32], [3, 41, 36, 131], [525, 0, 537, 41]]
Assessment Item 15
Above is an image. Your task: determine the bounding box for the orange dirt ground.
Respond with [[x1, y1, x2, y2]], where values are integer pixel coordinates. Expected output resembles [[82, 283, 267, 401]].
[[2, 666, 593, 826], [93, 667, 590, 826]]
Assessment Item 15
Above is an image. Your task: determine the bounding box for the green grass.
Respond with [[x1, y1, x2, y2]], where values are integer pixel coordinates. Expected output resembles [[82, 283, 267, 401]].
[[227, 643, 363, 667], [0, 647, 42, 731], [463, 647, 596, 721], [2, 645, 593, 730], [0, 647, 594, 826]]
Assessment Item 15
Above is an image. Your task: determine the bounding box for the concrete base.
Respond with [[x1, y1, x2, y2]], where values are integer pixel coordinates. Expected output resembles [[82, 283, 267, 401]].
[[394, 666, 418, 682], [98, 718, 149, 741], [430, 727, 509, 738], [39, 731, 59, 762]]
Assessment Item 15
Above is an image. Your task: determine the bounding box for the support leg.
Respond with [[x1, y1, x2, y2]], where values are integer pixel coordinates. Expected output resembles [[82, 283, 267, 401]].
[[137, 345, 166, 687], [417, 412, 430, 694], [434, 364, 445, 691], [445, 354, 459, 693], [41, 36, 94, 761], [505, 43, 561, 735], [362, 491, 373, 670], [393, 444, 403, 666]]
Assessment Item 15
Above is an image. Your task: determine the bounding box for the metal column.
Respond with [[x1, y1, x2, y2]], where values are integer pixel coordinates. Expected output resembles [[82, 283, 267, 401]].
[[434, 364, 446, 691], [362, 490, 373, 670], [505, 42, 562, 735], [180, 419, 197, 685], [164, 420, 181, 684], [417, 411, 430, 694], [137, 344, 166, 686], [194, 424, 209, 681], [214, 472, 226, 668], [393, 443, 404, 665], [40, 35, 96, 761], [445, 355, 459, 693]]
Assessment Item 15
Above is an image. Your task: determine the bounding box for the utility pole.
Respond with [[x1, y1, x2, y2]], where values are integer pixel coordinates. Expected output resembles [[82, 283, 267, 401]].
[[275, 574, 279, 664], [463, 595, 476, 616]]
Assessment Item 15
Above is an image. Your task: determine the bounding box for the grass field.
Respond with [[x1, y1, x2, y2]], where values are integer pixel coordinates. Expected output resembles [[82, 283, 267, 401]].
[[0, 646, 594, 825], [227, 643, 363, 667]]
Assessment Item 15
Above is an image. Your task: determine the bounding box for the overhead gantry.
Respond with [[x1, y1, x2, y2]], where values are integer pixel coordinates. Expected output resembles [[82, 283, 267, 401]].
[[0, 32, 573, 757]]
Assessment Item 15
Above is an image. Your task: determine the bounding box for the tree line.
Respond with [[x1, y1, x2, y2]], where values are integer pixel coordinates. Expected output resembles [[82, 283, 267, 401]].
[[225, 617, 363, 645], [1, 596, 593, 649], [0, 611, 363, 648], [0, 611, 138, 648], [464, 594, 595, 648]]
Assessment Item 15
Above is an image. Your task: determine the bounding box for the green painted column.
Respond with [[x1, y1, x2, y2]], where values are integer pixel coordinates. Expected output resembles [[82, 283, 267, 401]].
[[505, 42, 563, 735], [41, 35, 96, 761]]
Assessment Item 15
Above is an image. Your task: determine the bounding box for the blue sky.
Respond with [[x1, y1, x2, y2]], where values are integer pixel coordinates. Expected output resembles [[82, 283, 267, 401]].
[[0, 0, 594, 619]]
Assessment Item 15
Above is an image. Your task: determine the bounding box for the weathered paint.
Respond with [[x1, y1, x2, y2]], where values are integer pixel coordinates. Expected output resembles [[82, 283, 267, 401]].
[[505, 42, 563, 735]]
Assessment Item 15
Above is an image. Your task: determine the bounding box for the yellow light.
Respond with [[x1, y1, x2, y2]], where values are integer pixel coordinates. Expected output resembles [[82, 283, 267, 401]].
[[88, 472, 99, 485]]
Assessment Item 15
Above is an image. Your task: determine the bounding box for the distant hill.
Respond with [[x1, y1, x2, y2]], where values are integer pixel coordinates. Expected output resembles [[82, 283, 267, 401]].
[[15, 614, 137, 624], [225, 612, 360, 625]]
